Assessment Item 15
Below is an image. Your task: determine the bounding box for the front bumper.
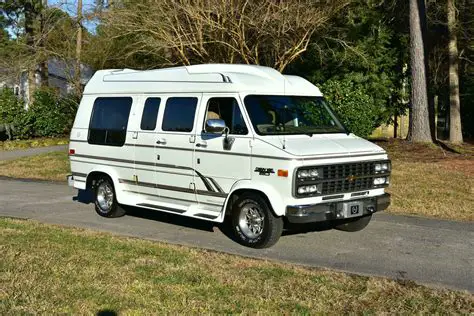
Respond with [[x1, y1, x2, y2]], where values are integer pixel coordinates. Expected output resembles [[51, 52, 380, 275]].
[[286, 193, 390, 224]]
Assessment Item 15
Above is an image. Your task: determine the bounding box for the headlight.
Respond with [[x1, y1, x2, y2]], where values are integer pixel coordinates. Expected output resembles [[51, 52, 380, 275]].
[[297, 184, 321, 195], [297, 168, 321, 178], [373, 177, 389, 185], [298, 170, 309, 178], [375, 162, 390, 172]]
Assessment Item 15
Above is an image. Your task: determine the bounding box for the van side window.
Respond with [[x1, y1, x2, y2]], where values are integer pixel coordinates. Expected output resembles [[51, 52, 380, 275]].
[[205, 98, 248, 135], [140, 97, 161, 130], [162, 97, 197, 132], [88, 97, 132, 146]]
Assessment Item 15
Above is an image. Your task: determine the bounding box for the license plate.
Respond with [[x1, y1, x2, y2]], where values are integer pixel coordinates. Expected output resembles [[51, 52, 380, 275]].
[[342, 201, 363, 218]]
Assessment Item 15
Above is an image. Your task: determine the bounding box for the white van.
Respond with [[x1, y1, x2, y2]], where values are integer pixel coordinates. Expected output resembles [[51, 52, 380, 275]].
[[68, 64, 391, 248]]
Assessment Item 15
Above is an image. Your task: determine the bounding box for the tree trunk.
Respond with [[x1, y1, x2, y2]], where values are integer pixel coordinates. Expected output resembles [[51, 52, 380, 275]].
[[448, 0, 463, 143], [75, 0, 83, 95], [24, 2, 36, 105], [38, 0, 48, 88], [408, 0, 432, 142]]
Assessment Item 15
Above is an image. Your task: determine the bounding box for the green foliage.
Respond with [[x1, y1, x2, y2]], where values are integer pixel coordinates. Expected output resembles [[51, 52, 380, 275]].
[[321, 78, 382, 138], [0, 88, 78, 139], [0, 87, 31, 139], [29, 89, 79, 137], [289, 0, 409, 137]]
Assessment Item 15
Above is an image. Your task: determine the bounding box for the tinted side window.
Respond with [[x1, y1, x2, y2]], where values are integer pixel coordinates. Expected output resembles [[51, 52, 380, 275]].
[[162, 97, 197, 132], [205, 98, 248, 135], [140, 97, 161, 130], [88, 97, 132, 146]]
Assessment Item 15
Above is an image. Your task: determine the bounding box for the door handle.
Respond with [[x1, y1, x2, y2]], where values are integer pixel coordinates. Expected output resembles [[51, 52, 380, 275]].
[[196, 142, 207, 148], [156, 138, 167, 145]]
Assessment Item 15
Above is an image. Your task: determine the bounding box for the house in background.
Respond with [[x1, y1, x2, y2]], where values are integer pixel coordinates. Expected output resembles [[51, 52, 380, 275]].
[[0, 58, 94, 107]]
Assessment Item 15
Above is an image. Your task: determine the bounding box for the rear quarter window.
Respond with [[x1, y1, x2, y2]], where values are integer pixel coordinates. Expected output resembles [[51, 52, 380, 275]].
[[88, 97, 132, 146]]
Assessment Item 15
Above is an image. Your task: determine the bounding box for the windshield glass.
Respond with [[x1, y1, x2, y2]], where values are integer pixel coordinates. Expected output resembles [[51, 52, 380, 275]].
[[243, 95, 346, 135]]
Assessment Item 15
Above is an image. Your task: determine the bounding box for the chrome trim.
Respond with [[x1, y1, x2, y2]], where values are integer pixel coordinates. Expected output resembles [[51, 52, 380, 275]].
[[205, 119, 226, 134], [119, 179, 228, 198], [286, 193, 390, 224], [137, 203, 186, 214], [194, 213, 218, 220], [123, 190, 222, 207]]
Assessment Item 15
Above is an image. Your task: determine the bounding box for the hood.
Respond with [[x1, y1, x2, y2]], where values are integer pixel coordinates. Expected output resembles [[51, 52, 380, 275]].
[[259, 134, 385, 157]]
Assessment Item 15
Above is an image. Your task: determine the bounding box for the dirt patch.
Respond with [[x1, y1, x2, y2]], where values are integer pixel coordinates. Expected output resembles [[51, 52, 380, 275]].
[[439, 159, 474, 176], [372, 138, 474, 163]]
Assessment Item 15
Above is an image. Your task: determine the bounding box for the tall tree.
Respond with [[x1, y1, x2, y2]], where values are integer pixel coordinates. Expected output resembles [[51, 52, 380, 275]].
[[101, 0, 349, 71], [75, 0, 83, 95], [447, 0, 463, 143], [408, 0, 432, 142]]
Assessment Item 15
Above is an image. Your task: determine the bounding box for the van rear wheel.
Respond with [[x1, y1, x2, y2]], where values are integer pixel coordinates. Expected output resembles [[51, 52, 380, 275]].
[[334, 214, 372, 232], [231, 193, 283, 248], [94, 177, 125, 218]]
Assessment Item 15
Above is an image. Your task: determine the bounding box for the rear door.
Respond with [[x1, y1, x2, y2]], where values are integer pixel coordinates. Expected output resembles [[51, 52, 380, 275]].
[[154, 95, 200, 206], [133, 96, 161, 199], [193, 94, 252, 208]]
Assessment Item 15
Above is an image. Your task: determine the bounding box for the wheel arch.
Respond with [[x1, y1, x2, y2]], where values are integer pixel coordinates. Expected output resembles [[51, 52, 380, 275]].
[[222, 180, 286, 220], [85, 167, 121, 193]]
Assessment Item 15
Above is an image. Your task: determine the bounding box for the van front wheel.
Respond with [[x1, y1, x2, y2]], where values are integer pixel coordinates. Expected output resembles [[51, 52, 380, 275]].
[[94, 177, 125, 218], [231, 193, 283, 248]]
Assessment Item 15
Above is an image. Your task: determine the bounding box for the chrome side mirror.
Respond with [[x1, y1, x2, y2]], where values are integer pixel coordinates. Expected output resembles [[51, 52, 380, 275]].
[[205, 119, 226, 134]]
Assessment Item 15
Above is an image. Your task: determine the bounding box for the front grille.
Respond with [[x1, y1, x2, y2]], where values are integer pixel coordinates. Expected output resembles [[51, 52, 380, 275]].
[[294, 160, 390, 198]]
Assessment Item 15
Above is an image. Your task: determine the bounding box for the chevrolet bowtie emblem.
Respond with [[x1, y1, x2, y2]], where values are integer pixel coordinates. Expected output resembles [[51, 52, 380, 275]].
[[346, 175, 357, 183]]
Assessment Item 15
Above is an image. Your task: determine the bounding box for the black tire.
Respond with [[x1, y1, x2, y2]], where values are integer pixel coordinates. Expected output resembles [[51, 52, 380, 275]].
[[94, 177, 125, 218], [334, 214, 372, 232], [231, 193, 283, 248]]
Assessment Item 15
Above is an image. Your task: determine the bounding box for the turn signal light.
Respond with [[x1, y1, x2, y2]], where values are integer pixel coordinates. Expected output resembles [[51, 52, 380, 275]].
[[277, 169, 288, 177]]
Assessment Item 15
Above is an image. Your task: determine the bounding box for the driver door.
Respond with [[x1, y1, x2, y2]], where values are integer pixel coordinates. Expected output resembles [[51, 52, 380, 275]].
[[193, 94, 252, 208]]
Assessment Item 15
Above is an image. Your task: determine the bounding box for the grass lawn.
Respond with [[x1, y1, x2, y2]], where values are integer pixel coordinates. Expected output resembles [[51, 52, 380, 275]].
[[1, 218, 472, 314], [0, 139, 472, 221], [0, 151, 69, 182], [0, 137, 69, 151], [374, 139, 474, 221]]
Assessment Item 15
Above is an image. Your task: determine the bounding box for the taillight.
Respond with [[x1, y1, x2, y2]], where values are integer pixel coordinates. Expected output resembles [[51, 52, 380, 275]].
[[69, 149, 75, 155]]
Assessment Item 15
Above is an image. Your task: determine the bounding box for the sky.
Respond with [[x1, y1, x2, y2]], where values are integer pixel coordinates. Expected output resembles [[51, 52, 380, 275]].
[[48, 0, 98, 33]]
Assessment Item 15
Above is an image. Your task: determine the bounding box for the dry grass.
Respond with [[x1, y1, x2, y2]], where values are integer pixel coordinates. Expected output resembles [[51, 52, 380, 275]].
[[386, 160, 474, 221], [0, 137, 69, 151], [0, 151, 69, 181], [375, 139, 474, 221], [1, 218, 472, 314]]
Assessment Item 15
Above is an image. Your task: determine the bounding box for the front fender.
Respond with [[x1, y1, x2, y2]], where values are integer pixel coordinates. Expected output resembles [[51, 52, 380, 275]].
[[222, 179, 286, 219]]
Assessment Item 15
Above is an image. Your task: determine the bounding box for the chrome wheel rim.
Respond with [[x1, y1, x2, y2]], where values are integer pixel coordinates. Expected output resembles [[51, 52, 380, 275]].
[[97, 182, 114, 213], [238, 203, 265, 239]]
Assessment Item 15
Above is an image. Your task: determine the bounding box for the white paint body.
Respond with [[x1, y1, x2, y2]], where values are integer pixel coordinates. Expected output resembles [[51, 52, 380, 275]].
[[69, 64, 388, 222]]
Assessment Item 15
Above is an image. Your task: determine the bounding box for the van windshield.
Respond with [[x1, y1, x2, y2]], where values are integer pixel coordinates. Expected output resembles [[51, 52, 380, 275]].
[[243, 95, 347, 136]]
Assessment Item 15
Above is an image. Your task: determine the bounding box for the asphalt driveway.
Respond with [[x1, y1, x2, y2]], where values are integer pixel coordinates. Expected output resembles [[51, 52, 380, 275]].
[[0, 178, 472, 292]]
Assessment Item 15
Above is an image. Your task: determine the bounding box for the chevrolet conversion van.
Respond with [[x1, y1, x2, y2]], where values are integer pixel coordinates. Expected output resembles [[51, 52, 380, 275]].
[[68, 64, 391, 248]]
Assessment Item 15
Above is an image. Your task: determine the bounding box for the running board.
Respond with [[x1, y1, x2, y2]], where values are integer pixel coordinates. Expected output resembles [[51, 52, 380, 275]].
[[136, 203, 219, 220], [137, 203, 186, 214], [194, 213, 218, 220]]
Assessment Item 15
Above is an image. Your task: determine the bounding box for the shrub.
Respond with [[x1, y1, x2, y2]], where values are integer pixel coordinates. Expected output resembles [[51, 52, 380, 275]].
[[0, 87, 32, 139], [321, 78, 383, 138], [29, 89, 79, 137]]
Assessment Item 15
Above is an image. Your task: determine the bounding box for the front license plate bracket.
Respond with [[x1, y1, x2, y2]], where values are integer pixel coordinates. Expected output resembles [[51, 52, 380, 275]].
[[342, 201, 363, 218]]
